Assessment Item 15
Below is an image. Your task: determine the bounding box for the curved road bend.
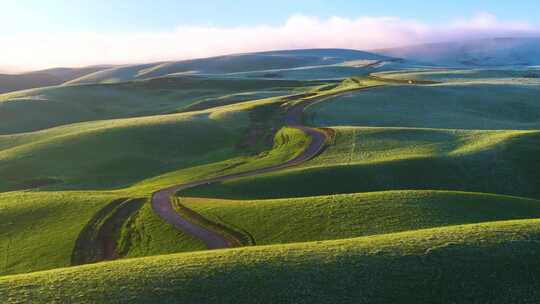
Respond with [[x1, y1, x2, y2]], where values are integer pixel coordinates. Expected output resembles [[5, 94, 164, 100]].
[[151, 126, 326, 249], [151, 86, 378, 250]]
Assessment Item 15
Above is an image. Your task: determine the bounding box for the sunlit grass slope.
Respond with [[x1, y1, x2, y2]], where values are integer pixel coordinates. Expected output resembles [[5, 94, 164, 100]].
[[373, 68, 540, 84], [119, 202, 206, 259], [2, 219, 540, 303], [0, 66, 108, 94], [0, 76, 379, 193], [306, 83, 540, 130], [67, 49, 393, 85], [0, 109, 247, 192], [182, 127, 540, 200], [0, 191, 206, 277], [0, 191, 121, 276], [182, 190, 540, 246], [0, 124, 313, 275], [0, 77, 313, 134]]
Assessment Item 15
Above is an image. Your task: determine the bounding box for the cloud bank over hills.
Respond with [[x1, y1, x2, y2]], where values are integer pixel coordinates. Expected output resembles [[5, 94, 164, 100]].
[[3, 12, 539, 71]]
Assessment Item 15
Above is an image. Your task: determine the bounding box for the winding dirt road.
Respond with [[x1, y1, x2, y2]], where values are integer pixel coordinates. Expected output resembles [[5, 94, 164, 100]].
[[151, 87, 371, 249], [151, 126, 326, 249]]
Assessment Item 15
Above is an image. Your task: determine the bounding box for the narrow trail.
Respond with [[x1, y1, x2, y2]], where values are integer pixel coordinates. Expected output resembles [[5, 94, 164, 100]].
[[72, 198, 145, 265], [151, 86, 375, 250]]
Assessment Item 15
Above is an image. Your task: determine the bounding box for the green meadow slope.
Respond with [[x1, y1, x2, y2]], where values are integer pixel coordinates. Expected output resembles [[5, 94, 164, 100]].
[[181, 190, 540, 246], [373, 68, 540, 84], [0, 77, 314, 134], [0, 191, 207, 276], [66, 49, 393, 85], [0, 121, 314, 275], [0, 77, 382, 277], [0, 191, 122, 275], [1, 58, 540, 304], [306, 83, 540, 130], [0, 66, 109, 94], [2, 219, 540, 303], [0, 109, 246, 192], [182, 127, 540, 200], [0, 76, 381, 192], [377, 37, 540, 66]]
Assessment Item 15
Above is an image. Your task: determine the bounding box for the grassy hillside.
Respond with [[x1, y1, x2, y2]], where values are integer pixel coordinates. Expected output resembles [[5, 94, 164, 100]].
[[0, 78, 330, 192], [377, 37, 540, 66], [0, 66, 108, 94], [67, 49, 393, 85], [0, 191, 207, 276], [0, 76, 382, 192], [1, 54, 539, 303], [0, 77, 314, 134], [181, 190, 540, 246], [306, 83, 540, 130], [2, 219, 540, 303], [0, 110, 246, 192], [182, 127, 540, 200], [0, 191, 120, 275], [0, 122, 314, 275], [373, 68, 540, 84], [119, 202, 206, 259]]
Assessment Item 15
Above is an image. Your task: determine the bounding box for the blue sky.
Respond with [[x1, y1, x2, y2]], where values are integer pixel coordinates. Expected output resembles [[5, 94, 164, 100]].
[[2, 0, 540, 71], [5, 0, 540, 32]]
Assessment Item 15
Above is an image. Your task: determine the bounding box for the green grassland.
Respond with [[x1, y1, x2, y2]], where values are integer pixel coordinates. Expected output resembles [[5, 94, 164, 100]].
[[66, 49, 391, 85], [373, 68, 540, 83], [181, 190, 540, 246], [0, 85, 318, 276], [0, 109, 246, 192], [0, 120, 313, 275], [181, 127, 540, 200], [0, 191, 200, 277], [0, 76, 379, 193], [306, 83, 540, 130], [207, 59, 408, 80], [2, 219, 540, 303], [0, 77, 316, 134], [1, 59, 540, 303], [0, 77, 369, 275], [119, 202, 206, 259], [215, 65, 373, 80], [0, 66, 108, 94], [0, 191, 121, 275]]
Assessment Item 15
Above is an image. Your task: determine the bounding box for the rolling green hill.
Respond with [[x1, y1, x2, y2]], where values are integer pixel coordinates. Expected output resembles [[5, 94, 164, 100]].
[[0, 191, 207, 276], [0, 120, 314, 275], [377, 37, 540, 66], [181, 127, 540, 200], [181, 190, 540, 246], [0, 109, 246, 192], [2, 218, 540, 303], [373, 68, 540, 84], [306, 83, 540, 130], [0, 77, 380, 192], [0, 66, 109, 94], [0, 191, 122, 275], [66, 49, 394, 85], [1, 48, 540, 303], [0, 77, 316, 134]]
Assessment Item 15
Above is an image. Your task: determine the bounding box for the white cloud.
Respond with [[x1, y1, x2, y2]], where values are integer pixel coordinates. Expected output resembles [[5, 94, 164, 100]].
[[2, 12, 539, 71], [451, 12, 533, 31]]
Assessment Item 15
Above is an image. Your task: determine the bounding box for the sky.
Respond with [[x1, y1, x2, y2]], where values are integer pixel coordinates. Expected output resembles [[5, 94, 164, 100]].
[[2, 0, 540, 72]]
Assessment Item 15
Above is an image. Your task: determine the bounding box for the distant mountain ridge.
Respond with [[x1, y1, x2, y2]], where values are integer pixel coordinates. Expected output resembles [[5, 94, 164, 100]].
[[65, 48, 395, 85], [3, 39, 540, 93], [0, 66, 113, 94], [377, 37, 540, 67]]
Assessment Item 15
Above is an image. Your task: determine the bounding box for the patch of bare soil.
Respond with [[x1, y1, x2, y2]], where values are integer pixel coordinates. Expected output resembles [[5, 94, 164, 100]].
[[71, 198, 145, 265]]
